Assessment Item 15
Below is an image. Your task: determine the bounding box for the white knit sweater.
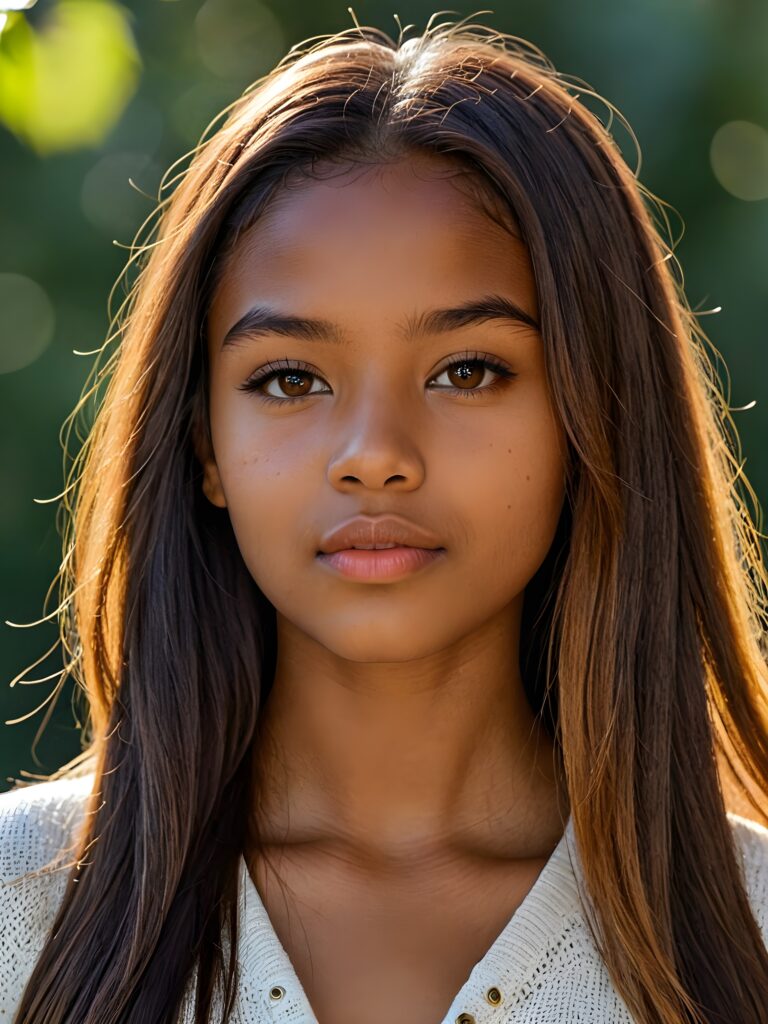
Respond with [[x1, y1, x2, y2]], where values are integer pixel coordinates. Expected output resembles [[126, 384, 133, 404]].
[[1, 773, 767, 1023]]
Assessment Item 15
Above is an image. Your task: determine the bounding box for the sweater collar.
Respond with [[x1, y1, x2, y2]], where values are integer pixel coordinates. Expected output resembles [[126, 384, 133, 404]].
[[234, 815, 586, 1023]]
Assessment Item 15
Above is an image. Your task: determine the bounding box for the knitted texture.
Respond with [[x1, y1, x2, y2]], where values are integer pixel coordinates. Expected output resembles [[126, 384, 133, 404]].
[[2, 773, 767, 1023]]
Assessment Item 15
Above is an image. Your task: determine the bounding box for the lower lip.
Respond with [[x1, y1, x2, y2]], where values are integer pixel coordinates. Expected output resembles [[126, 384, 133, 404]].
[[316, 546, 446, 580]]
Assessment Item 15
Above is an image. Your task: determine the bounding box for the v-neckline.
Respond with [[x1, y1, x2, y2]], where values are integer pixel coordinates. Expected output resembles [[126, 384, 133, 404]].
[[234, 815, 584, 1024]]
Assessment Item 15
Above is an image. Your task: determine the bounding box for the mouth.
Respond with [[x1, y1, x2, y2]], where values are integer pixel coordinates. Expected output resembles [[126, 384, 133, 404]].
[[316, 543, 444, 553], [315, 545, 447, 581]]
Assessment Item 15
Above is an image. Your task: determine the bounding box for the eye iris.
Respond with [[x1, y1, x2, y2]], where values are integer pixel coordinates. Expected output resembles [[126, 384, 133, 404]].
[[449, 361, 484, 389], [279, 371, 311, 397]]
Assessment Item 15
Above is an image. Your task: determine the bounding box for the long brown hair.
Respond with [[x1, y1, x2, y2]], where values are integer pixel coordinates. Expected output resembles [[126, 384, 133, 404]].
[[7, 12, 768, 1023]]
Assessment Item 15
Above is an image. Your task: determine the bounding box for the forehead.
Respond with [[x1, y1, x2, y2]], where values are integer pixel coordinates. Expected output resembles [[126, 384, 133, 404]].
[[208, 156, 537, 342], [234, 155, 522, 265]]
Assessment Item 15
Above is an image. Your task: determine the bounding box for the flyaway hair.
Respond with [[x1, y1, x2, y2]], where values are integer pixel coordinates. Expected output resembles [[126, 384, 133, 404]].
[[6, 11, 768, 1023]]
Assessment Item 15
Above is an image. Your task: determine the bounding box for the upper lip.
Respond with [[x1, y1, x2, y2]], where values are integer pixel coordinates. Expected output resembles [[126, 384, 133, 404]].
[[317, 515, 445, 554]]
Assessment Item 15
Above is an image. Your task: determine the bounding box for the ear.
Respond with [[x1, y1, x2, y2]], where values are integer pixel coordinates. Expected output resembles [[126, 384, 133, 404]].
[[192, 419, 227, 509]]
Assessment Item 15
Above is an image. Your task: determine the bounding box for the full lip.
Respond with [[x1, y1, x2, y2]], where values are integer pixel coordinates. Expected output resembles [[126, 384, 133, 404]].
[[317, 514, 445, 555]]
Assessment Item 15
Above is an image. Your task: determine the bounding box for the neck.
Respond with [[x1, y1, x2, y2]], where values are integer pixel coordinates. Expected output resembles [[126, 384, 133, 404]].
[[248, 603, 569, 866]]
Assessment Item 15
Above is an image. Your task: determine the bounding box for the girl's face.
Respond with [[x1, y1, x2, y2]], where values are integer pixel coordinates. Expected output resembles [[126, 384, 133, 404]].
[[200, 154, 567, 662]]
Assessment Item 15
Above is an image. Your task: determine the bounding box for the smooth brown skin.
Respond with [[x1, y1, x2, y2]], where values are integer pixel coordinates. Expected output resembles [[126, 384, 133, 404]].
[[197, 154, 570, 1024]]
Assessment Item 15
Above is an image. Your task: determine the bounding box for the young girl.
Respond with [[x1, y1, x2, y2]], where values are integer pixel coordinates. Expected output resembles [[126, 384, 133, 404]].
[[2, 13, 767, 1024]]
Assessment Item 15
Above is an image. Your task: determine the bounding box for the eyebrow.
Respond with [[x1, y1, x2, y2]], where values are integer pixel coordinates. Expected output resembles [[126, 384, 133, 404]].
[[220, 293, 540, 350]]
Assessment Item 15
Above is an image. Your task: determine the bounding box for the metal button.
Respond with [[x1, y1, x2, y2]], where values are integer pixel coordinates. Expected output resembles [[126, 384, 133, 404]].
[[486, 986, 502, 1005], [456, 1015, 476, 1024], [269, 985, 286, 1001]]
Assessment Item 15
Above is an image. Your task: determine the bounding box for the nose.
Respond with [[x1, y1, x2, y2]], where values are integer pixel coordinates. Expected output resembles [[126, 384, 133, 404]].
[[325, 391, 426, 493]]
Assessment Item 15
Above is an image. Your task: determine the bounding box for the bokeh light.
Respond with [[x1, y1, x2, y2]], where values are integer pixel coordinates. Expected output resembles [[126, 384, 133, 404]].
[[80, 150, 161, 238], [710, 120, 768, 201], [169, 80, 239, 144], [194, 0, 285, 81], [0, 1, 141, 155], [0, 273, 55, 375]]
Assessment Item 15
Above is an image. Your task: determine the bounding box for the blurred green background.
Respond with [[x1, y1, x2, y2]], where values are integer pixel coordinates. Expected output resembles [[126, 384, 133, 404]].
[[2, 0, 767, 792]]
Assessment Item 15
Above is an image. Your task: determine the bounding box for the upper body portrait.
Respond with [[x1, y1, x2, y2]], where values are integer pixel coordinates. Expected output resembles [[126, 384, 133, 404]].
[[2, 12, 768, 1024]]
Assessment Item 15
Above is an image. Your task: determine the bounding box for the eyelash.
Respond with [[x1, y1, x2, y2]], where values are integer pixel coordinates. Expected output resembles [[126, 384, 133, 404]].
[[237, 351, 518, 405]]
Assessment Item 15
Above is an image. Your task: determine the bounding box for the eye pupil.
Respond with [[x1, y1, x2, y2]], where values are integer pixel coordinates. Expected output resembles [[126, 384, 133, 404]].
[[449, 361, 484, 389], [280, 371, 311, 397]]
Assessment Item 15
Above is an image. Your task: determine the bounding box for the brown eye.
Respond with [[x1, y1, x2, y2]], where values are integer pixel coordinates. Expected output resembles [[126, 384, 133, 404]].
[[273, 370, 313, 398], [445, 361, 486, 389], [239, 353, 517, 405], [238, 359, 329, 403], [429, 354, 517, 398]]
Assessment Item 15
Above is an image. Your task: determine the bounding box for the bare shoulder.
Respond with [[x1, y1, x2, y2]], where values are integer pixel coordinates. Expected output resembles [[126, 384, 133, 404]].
[[727, 811, 768, 939]]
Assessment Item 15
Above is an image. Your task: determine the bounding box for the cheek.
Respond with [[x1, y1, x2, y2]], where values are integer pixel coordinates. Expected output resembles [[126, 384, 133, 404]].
[[444, 403, 566, 581], [210, 411, 318, 577], [211, 383, 308, 499], [222, 459, 313, 599]]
